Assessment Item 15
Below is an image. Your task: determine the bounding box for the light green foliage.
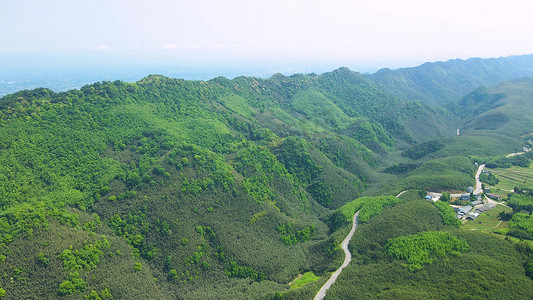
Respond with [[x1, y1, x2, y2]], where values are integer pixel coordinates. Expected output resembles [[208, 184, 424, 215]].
[[250, 211, 267, 224], [0, 202, 47, 244], [358, 196, 402, 223], [36, 253, 49, 266], [277, 223, 315, 245], [338, 196, 402, 223], [85, 288, 114, 300], [3, 61, 533, 299], [386, 231, 469, 270], [509, 213, 533, 236], [167, 269, 178, 283], [291, 90, 355, 130], [108, 210, 158, 260], [58, 271, 87, 295], [276, 136, 321, 183], [434, 201, 461, 227], [218, 94, 256, 119], [59, 238, 110, 271], [489, 163, 533, 192], [225, 261, 264, 282], [507, 194, 533, 212], [134, 262, 142, 272], [289, 271, 320, 289], [85, 290, 102, 300]]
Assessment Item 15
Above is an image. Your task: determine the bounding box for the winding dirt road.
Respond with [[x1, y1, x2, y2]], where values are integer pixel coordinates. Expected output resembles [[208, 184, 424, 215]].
[[314, 211, 359, 300]]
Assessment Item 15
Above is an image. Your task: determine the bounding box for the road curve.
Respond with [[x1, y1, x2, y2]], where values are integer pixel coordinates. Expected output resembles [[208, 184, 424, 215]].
[[396, 190, 408, 198], [314, 211, 359, 300]]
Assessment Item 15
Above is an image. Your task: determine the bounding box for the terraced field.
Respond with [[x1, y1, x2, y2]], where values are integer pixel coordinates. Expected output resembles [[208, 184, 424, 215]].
[[490, 165, 533, 191]]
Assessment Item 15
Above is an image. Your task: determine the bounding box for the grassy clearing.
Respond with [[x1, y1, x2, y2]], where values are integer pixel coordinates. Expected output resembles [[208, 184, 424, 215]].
[[289, 271, 321, 290], [490, 165, 533, 191], [503, 235, 533, 247], [489, 188, 513, 198], [463, 205, 512, 232]]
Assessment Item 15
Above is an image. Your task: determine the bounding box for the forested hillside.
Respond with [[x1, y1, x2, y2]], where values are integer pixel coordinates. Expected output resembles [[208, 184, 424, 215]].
[[1, 56, 533, 299], [369, 54, 533, 106]]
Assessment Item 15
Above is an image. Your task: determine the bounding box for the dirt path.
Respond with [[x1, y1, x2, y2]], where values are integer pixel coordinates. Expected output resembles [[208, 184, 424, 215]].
[[396, 190, 408, 198], [314, 211, 359, 300], [492, 220, 503, 229]]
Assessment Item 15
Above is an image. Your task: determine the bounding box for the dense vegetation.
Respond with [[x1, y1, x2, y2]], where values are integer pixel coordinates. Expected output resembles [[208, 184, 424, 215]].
[[433, 201, 461, 227], [369, 54, 533, 105], [326, 196, 533, 299], [386, 231, 469, 270], [2, 55, 533, 299]]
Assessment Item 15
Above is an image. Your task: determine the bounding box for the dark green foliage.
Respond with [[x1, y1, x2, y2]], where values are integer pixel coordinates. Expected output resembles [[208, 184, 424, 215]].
[[486, 155, 531, 168], [525, 257, 533, 280], [307, 181, 332, 207], [349, 198, 446, 262], [383, 162, 419, 174], [387, 156, 475, 193], [328, 197, 533, 299], [479, 171, 499, 185], [2, 61, 533, 299], [439, 192, 450, 202], [275, 136, 321, 183], [402, 140, 445, 159], [509, 213, 533, 238], [507, 194, 533, 212]]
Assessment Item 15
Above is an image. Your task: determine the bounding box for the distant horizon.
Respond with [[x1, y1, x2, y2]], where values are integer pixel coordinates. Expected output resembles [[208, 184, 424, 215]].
[[1, 52, 532, 97], [3, 50, 533, 74], [3, 0, 533, 76]]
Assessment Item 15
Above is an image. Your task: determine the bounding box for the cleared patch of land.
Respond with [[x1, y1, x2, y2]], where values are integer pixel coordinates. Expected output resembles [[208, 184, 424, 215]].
[[289, 271, 321, 290], [463, 205, 512, 232]]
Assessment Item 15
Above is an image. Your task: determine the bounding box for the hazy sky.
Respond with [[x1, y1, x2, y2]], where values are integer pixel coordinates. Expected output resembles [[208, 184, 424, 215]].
[[2, 0, 533, 72]]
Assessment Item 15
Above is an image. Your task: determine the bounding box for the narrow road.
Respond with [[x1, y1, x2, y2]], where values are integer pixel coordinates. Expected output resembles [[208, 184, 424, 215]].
[[484, 195, 511, 208], [474, 164, 485, 195], [314, 211, 359, 300], [506, 149, 530, 158], [396, 190, 408, 198]]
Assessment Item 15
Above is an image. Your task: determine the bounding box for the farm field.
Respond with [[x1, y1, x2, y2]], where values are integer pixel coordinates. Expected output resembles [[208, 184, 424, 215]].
[[489, 165, 533, 191], [462, 205, 512, 232]]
